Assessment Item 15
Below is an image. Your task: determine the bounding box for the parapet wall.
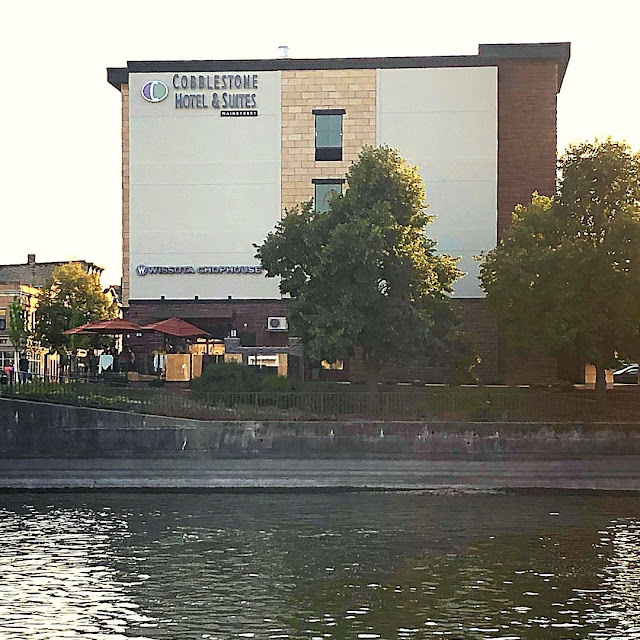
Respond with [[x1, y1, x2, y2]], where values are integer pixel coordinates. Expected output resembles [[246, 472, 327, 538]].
[[1, 398, 639, 460]]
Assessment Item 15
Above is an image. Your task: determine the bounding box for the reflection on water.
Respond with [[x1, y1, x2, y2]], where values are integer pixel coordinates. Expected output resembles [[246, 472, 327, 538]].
[[0, 492, 639, 639], [0, 504, 151, 639]]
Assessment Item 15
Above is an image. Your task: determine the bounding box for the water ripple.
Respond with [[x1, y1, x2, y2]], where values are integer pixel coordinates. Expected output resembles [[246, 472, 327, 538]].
[[0, 493, 638, 639]]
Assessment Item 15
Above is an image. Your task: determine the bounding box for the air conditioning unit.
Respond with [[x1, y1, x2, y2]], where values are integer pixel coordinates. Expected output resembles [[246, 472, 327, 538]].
[[267, 316, 288, 331]]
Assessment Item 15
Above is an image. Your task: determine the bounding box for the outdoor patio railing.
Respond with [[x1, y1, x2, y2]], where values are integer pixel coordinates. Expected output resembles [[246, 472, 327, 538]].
[[2, 378, 639, 422]]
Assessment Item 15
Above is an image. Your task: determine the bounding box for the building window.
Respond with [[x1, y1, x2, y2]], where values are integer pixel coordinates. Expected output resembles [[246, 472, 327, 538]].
[[248, 355, 279, 368], [0, 310, 6, 331], [312, 178, 345, 213], [314, 109, 344, 161]]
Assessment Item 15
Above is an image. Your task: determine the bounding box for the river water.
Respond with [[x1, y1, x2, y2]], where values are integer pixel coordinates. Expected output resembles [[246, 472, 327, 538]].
[[0, 491, 639, 639]]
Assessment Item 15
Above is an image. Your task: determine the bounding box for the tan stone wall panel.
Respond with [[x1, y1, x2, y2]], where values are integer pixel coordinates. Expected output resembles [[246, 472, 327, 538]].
[[281, 69, 376, 211]]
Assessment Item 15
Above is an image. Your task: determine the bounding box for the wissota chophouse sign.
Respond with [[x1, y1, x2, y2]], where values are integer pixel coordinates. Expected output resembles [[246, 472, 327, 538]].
[[141, 74, 260, 116]]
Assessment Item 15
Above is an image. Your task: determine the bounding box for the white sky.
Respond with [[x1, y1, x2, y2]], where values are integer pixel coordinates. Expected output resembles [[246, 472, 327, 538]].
[[3, 0, 639, 286]]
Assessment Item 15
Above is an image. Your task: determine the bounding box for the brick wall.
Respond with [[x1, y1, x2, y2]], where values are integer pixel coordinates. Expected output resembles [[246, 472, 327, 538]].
[[458, 299, 501, 383], [348, 299, 501, 385], [497, 60, 558, 241], [125, 299, 289, 350], [281, 69, 376, 210], [496, 59, 560, 384], [347, 303, 558, 387], [121, 85, 130, 306]]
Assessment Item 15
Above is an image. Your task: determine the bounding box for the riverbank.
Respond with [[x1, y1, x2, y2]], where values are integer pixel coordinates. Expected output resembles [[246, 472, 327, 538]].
[[3, 397, 640, 491], [2, 457, 640, 491], [3, 397, 640, 459]]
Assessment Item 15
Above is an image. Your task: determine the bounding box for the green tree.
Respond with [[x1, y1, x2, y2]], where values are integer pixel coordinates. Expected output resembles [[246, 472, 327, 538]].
[[479, 139, 640, 398], [256, 145, 476, 394], [8, 297, 30, 353], [35, 262, 118, 353]]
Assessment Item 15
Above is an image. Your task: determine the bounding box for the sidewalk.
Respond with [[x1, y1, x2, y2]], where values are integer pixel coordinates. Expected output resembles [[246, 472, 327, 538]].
[[1, 457, 639, 491]]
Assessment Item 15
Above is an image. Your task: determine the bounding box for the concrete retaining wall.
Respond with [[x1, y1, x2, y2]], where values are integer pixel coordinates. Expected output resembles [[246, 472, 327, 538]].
[[1, 397, 640, 459]]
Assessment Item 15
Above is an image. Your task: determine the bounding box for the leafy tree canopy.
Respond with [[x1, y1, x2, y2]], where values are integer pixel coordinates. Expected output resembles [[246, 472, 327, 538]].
[[35, 262, 118, 353], [479, 138, 640, 394], [256, 145, 476, 385], [8, 298, 30, 352]]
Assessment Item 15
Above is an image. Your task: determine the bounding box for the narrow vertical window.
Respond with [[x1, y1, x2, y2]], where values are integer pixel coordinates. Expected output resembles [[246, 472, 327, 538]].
[[314, 109, 344, 161]]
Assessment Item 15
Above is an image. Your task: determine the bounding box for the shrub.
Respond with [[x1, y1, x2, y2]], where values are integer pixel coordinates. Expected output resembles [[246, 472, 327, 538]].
[[261, 374, 301, 392], [191, 361, 262, 393]]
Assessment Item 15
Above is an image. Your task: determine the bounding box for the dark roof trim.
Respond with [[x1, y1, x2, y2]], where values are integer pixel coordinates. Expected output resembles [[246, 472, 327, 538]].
[[126, 55, 484, 73], [479, 42, 570, 89], [311, 178, 346, 184], [107, 42, 571, 92], [313, 108, 346, 115], [107, 67, 128, 89], [127, 299, 282, 310]]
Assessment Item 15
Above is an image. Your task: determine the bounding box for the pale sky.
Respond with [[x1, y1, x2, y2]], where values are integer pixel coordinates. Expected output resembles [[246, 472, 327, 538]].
[[3, 0, 639, 286]]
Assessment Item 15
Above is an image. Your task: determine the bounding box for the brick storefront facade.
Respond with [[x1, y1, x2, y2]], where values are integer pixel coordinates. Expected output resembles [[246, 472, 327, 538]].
[[126, 299, 288, 347]]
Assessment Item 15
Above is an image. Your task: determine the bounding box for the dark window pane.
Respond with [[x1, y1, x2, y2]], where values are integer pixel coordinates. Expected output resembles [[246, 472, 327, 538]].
[[315, 114, 342, 149], [315, 146, 342, 161], [315, 182, 342, 212], [316, 114, 341, 133]]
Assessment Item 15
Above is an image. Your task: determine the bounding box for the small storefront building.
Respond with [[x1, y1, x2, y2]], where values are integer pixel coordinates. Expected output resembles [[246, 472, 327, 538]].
[[0, 282, 49, 380]]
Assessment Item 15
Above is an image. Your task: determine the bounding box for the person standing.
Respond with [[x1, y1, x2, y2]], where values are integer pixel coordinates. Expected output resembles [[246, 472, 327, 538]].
[[18, 353, 29, 384], [127, 347, 136, 372]]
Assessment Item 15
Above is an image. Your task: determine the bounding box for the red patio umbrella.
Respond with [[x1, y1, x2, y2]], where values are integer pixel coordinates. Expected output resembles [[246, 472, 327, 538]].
[[63, 319, 146, 335], [142, 317, 210, 338], [63, 322, 95, 335]]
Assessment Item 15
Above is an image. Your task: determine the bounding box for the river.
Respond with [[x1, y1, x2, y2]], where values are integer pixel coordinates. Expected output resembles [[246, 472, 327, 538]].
[[0, 491, 638, 639]]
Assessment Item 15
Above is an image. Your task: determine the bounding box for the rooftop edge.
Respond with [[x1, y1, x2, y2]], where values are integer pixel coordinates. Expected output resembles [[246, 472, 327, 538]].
[[107, 42, 570, 92]]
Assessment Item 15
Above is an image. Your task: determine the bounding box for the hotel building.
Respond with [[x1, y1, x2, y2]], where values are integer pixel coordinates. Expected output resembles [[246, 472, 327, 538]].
[[107, 42, 570, 383]]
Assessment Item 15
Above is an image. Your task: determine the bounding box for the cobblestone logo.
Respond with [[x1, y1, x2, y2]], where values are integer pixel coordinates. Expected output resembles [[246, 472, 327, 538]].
[[141, 81, 169, 103]]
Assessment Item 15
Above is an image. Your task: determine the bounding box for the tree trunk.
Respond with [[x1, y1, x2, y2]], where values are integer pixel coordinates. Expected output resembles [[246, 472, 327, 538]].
[[595, 363, 607, 402]]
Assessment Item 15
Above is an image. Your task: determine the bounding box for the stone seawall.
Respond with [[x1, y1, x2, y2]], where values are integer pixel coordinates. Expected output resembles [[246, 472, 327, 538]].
[[1, 397, 640, 459]]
